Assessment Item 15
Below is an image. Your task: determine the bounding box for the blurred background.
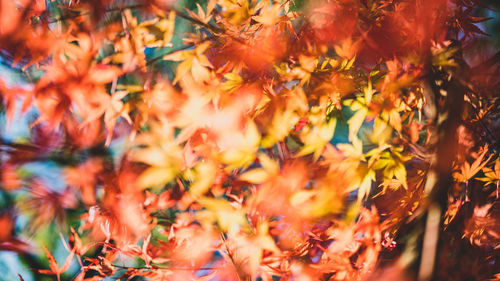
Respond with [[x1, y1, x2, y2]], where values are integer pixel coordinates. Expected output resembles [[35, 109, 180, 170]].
[[0, 0, 499, 280]]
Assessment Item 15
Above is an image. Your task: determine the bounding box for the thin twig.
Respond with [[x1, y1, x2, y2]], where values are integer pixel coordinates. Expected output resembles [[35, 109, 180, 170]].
[[111, 263, 219, 271], [220, 233, 248, 281]]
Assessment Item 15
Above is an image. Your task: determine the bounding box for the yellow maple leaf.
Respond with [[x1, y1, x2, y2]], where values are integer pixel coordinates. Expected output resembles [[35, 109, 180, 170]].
[[297, 119, 337, 160]]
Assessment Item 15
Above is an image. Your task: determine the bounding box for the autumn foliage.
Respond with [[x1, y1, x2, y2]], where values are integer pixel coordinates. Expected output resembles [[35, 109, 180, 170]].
[[0, 0, 499, 280]]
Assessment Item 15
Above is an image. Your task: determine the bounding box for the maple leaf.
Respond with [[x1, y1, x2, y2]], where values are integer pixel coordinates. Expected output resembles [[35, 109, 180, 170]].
[[131, 123, 183, 189], [307, 0, 358, 43], [297, 119, 337, 160], [65, 158, 104, 205], [261, 109, 297, 148], [163, 41, 213, 84], [253, 3, 282, 26], [355, 167, 376, 202], [137, 10, 176, 48], [334, 38, 361, 60], [197, 197, 248, 235], [219, 120, 261, 170], [170, 224, 216, 267], [239, 153, 279, 184], [24, 180, 78, 230], [478, 158, 500, 198], [453, 145, 491, 184], [337, 136, 366, 164], [188, 160, 218, 198], [345, 99, 368, 142], [39, 246, 75, 281], [246, 221, 281, 279], [185, 3, 213, 25], [68, 228, 95, 257], [0, 80, 32, 123], [369, 146, 411, 190], [443, 199, 464, 228], [290, 55, 318, 85], [219, 26, 285, 72], [221, 71, 244, 93]]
